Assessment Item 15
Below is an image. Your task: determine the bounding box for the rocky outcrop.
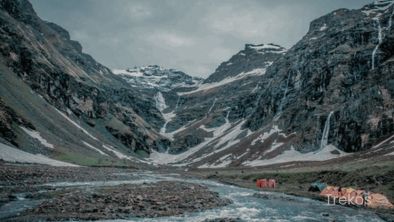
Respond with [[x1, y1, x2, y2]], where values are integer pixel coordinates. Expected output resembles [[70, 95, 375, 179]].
[[0, 98, 34, 146]]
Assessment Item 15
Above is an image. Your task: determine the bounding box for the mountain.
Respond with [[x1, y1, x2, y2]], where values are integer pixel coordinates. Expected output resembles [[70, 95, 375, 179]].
[[113, 65, 202, 93], [0, 0, 393, 169], [0, 0, 168, 166], [148, 0, 394, 168]]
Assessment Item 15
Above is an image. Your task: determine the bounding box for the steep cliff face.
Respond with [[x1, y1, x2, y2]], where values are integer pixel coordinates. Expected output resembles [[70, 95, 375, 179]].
[[245, 0, 394, 152], [147, 1, 394, 168], [0, 0, 166, 165]]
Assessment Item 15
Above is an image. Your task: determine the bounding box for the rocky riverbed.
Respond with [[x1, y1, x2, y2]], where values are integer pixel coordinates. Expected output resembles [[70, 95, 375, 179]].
[[0, 163, 230, 221], [16, 182, 230, 221], [0, 163, 388, 222]]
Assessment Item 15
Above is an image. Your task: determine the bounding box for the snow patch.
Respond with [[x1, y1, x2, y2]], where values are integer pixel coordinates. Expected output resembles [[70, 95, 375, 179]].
[[55, 108, 99, 141], [243, 145, 348, 167], [179, 68, 267, 95], [82, 141, 108, 156], [319, 23, 328, 31], [251, 125, 281, 146], [102, 144, 130, 159], [112, 69, 144, 77], [20, 127, 54, 149], [0, 142, 77, 167], [198, 154, 232, 168]]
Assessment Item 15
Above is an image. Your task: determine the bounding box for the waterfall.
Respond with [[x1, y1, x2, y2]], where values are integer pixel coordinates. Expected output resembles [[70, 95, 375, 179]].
[[225, 110, 230, 123], [388, 6, 394, 30], [160, 122, 169, 134], [207, 98, 217, 115], [372, 17, 382, 70], [154, 92, 167, 112], [320, 111, 334, 150], [175, 95, 181, 110], [155, 92, 176, 135], [278, 73, 291, 112]]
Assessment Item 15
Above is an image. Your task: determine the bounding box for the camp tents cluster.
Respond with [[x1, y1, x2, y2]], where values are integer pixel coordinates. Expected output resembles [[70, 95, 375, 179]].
[[313, 183, 393, 209]]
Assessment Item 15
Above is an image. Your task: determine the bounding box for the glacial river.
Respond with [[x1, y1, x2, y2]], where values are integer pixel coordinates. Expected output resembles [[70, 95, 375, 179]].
[[0, 171, 384, 222]]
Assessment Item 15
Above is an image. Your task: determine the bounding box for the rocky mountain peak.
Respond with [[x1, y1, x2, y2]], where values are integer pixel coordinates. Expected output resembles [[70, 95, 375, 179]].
[[203, 43, 286, 84], [113, 65, 202, 92]]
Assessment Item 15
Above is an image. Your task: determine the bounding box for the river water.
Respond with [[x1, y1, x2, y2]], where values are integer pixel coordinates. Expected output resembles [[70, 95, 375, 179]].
[[0, 171, 384, 222]]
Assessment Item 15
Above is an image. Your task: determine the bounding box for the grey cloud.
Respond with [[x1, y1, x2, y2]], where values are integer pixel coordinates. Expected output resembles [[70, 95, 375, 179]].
[[30, 0, 371, 77]]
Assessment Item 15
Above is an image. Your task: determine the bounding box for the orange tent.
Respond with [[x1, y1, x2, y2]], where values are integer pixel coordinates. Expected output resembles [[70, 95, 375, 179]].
[[320, 186, 393, 209], [268, 179, 277, 188], [367, 193, 394, 209]]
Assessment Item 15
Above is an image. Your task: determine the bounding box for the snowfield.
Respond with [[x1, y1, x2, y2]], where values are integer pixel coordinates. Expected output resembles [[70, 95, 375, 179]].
[[178, 68, 267, 95], [20, 126, 55, 149], [243, 145, 348, 167], [0, 143, 78, 167]]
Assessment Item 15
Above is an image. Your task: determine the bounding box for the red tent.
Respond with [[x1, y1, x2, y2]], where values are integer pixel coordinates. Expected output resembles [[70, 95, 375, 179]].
[[256, 179, 267, 188], [256, 179, 276, 188]]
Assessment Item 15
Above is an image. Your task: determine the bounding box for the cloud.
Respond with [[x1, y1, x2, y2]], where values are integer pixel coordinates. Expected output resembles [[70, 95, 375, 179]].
[[30, 0, 371, 77], [147, 32, 194, 48]]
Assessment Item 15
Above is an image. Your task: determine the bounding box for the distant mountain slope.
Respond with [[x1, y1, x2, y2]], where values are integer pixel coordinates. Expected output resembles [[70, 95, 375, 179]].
[[0, 0, 167, 166]]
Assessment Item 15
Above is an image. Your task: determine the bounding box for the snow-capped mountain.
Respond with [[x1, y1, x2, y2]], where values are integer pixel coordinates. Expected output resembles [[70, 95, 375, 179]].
[[113, 65, 202, 92]]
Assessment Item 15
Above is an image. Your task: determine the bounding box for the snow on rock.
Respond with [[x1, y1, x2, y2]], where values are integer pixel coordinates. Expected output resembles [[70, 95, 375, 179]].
[[112, 68, 144, 77], [246, 43, 287, 54], [251, 125, 281, 146], [0, 142, 78, 167], [243, 145, 348, 167], [102, 144, 129, 159], [192, 120, 251, 164], [20, 126, 54, 149], [149, 118, 234, 165], [55, 108, 99, 141], [198, 154, 233, 168], [82, 141, 108, 156], [319, 23, 328, 31], [112, 65, 201, 91], [179, 68, 267, 95], [263, 141, 284, 155], [373, 133, 394, 148]]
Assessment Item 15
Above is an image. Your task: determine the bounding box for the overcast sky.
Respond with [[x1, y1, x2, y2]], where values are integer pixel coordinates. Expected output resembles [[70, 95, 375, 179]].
[[30, 0, 371, 77]]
